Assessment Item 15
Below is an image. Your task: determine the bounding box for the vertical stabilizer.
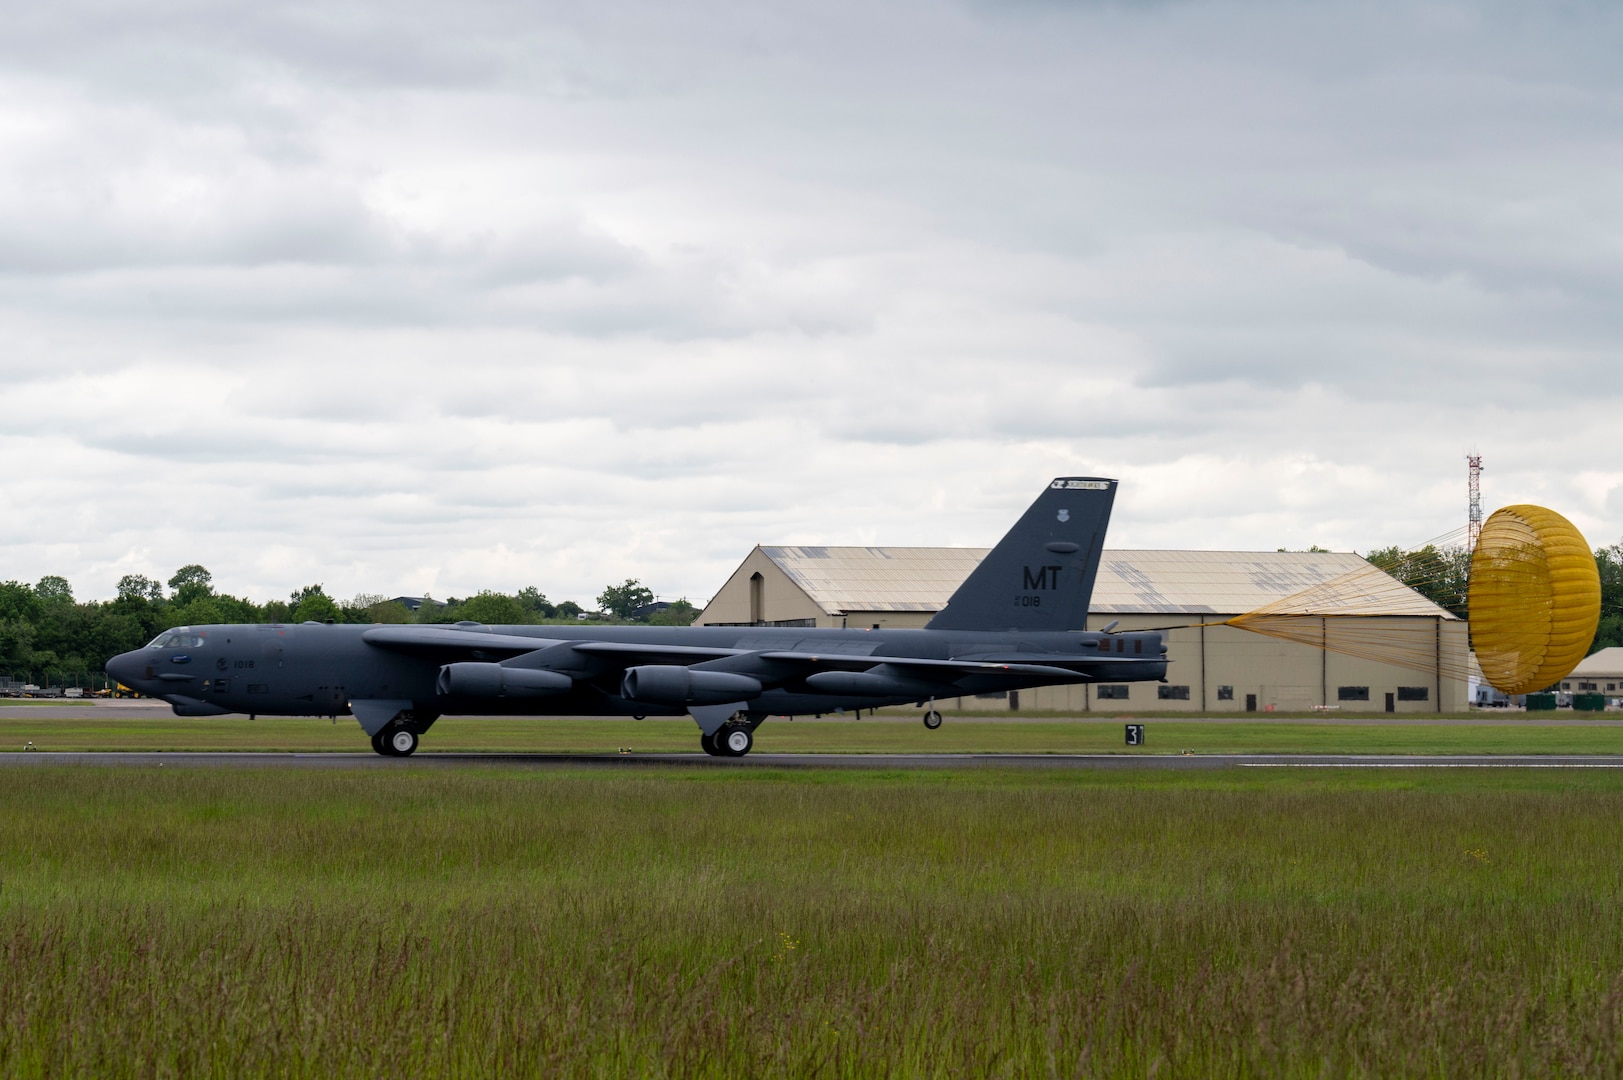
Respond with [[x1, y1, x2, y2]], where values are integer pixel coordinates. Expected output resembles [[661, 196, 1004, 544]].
[[925, 477, 1115, 632]]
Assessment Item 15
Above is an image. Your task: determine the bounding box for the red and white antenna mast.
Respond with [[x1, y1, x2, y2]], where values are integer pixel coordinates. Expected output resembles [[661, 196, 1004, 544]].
[[1467, 453, 1483, 552]]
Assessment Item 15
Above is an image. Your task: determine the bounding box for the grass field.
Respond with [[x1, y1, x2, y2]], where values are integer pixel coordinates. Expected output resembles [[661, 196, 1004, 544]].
[[5, 710, 1623, 756], [2, 764, 1622, 1076]]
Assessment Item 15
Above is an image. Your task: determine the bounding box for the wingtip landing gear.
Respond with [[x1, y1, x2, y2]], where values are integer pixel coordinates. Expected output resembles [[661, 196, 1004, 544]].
[[923, 709, 943, 730]]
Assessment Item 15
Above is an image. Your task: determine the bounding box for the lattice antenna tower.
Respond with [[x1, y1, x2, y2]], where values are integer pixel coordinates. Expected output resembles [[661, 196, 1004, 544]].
[[1467, 452, 1483, 552]]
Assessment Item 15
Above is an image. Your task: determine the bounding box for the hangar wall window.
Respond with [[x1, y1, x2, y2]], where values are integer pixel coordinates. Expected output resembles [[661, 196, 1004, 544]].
[[1338, 686, 1370, 701], [1561, 682, 1572, 690], [975, 692, 1008, 700], [1216, 685, 1234, 701], [770, 619, 816, 628], [1097, 685, 1129, 700], [1397, 686, 1429, 701], [1579, 681, 1598, 691], [1157, 685, 1190, 700]]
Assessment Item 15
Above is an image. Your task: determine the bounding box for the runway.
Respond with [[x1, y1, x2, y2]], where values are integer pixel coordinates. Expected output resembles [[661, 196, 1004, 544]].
[[1, 751, 1622, 770]]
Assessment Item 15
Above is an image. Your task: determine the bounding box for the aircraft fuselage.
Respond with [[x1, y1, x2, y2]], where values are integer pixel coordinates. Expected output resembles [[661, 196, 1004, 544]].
[[109, 621, 1168, 720]]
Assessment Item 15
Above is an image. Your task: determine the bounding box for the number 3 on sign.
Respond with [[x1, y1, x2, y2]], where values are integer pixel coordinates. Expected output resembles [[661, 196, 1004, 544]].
[[1125, 724, 1144, 746]]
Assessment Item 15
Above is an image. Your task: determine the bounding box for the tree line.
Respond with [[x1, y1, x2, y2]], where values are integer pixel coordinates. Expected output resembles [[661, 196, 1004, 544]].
[[0, 566, 694, 680]]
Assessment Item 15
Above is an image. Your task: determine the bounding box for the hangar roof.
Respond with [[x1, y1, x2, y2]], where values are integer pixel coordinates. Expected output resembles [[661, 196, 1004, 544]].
[[1569, 648, 1623, 678], [756, 546, 1455, 618], [758, 547, 986, 614]]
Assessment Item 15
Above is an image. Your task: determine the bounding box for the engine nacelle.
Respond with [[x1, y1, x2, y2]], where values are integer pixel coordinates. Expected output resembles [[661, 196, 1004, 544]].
[[803, 669, 938, 697], [621, 666, 763, 706], [437, 663, 573, 699]]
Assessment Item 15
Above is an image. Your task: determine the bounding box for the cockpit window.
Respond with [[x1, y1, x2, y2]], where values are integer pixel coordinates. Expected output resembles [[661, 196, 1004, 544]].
[[146, 632, 207, 649]]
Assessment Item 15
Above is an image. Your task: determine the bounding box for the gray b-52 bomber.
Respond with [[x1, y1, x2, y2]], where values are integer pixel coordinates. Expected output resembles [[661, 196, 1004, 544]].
[[106, 478, 1168, 756]]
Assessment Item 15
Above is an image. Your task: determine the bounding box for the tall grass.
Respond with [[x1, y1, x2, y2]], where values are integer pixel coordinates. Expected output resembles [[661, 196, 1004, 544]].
[[1, 767, 1621, 1076]]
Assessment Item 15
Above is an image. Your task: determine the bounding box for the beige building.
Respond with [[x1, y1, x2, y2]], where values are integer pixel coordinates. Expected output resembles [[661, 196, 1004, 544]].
[[1560, 648, 1623, 694], [697, 546, 1468, 713]]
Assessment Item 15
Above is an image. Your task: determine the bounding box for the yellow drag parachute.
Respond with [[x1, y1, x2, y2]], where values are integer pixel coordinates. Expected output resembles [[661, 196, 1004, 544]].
[[1468, 505, 1600, 696]]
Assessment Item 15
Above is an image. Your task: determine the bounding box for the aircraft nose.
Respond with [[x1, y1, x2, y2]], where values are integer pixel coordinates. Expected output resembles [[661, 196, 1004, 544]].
[[105, 650, 143, 687]]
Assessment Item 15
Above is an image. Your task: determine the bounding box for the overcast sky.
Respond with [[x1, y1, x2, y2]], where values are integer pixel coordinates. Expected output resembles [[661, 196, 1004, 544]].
[[3, 0, 1620, 607]]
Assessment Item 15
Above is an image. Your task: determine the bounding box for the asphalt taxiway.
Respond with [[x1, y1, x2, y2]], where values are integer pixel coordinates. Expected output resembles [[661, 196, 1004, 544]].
[[1, 751, 1621, 770]]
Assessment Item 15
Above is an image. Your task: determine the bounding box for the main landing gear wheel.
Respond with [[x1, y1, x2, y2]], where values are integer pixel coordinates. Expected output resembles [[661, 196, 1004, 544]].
[[371, 727, 419, 757], [922, 710, 943, 730], [700, 726, 754, 757]]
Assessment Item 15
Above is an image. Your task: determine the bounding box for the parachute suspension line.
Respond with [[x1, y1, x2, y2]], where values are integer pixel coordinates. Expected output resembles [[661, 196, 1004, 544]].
[[1221, 612, 1474, 682], [1201, 523, 1476, 681]]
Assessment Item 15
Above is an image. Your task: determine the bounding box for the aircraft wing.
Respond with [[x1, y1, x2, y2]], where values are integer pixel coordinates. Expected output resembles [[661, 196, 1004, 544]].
[[360, 629, 764, 671], [581, 642, 1149, 685], [949, 653, 1168, 671], [359, 629, 1151, 688], [757, 651, 1082, 679], [360, 626, 567, 659], [738, 650, 1163, 696], [568, 641, 753, 662]]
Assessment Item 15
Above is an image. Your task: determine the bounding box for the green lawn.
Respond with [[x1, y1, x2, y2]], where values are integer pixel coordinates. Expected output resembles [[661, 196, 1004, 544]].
[[1, 765, 1620, 1075], [5, 711, 1623, 755]]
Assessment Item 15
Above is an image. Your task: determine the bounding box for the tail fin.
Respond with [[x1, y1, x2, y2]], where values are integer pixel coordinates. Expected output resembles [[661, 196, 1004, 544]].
[[925, 477, 1115, 632]]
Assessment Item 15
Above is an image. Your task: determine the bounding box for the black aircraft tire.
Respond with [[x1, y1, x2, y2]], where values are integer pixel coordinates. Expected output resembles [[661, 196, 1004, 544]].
[[720, 726, 753, 757], [699, 731, 722, 756], [923, 710, 943, 730], [370, 730, 392, 756]]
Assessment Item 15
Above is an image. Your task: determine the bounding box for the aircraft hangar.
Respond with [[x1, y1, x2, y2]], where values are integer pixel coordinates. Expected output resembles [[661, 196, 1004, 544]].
[[695, 546, 1469, 712]]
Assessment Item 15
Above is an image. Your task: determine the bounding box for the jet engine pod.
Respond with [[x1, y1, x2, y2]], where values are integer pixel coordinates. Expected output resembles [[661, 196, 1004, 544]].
[[437, 662, 573, 699], [621, 665, 763, 707]]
